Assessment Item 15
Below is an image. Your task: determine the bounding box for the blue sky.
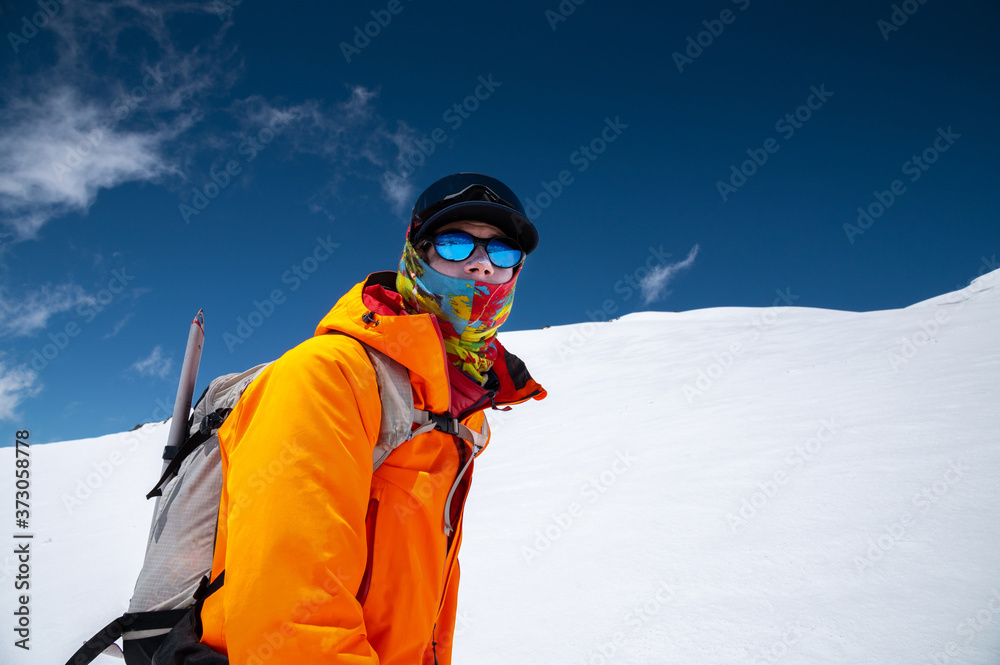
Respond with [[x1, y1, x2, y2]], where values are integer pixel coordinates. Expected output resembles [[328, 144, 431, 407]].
[[1, 0, 997, 443]]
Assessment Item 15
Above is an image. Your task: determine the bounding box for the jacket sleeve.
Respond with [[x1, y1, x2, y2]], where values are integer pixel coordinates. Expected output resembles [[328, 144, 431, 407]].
[[216, 335, 382, 664]]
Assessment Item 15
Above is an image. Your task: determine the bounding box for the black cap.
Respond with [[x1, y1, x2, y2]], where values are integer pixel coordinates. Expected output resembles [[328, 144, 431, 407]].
[[408, 173, 539, 254]]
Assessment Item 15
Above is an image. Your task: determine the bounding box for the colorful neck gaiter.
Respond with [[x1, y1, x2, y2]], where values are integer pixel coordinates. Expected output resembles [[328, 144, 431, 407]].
[[396, 240, 517, 384]]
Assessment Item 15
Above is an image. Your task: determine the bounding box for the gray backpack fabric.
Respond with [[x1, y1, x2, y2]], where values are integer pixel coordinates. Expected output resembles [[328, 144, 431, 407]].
[[128, 362, 270, 622], [65, 339, 482, 665]]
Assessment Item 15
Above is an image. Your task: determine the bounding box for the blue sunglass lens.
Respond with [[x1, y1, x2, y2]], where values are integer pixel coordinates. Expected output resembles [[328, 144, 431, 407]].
[[434, 233, 474, 261], [485, 238, 522, 268], [434, 232, 523, 268]]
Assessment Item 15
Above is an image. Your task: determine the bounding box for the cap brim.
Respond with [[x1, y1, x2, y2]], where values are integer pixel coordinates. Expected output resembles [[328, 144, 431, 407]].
[[415, 201, 539, 255]]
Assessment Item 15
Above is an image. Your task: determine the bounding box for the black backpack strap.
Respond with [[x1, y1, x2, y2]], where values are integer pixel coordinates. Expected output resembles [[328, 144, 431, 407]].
[[146, 409, 230, 499], [200, 571, 225, 600], [64, 610, 192, 665], [63, 613, 135, 665], [138, 574, 228, 665], [64, 573, 226, 665]]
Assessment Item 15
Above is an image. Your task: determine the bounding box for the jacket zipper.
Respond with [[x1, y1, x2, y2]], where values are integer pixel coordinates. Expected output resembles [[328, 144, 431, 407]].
[[457, 389, 496, 421], [355, 497, 379, 605], [457, 386, 542, 421]]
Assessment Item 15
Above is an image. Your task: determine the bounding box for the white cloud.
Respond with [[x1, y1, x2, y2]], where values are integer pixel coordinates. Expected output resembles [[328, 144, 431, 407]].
[[377, 121, 425, 215], [0, 284, 95, 337], [0, 361, 40, 421], [382, 172, 415, 216], [228, 86, 384, 160], [0, 2, 416, 241], [130, 345, 173, 380], [0, 89, 178, 238], [104, 313, 134, 339], [340, 85, 379, 123], [640, 244, 700, 305], [0, 1, 235, 241], [227, 87, 423, 217]]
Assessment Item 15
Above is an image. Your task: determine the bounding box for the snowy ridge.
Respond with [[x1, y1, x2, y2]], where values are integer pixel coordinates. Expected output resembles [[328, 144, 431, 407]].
[[2, 271, 999, 665]]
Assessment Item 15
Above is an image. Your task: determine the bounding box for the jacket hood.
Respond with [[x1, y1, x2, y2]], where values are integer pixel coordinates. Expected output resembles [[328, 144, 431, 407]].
[[315, 272, 546, 416]]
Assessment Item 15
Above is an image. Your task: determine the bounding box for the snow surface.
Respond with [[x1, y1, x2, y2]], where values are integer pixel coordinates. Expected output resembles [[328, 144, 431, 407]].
[[3, 270, 999, 665]]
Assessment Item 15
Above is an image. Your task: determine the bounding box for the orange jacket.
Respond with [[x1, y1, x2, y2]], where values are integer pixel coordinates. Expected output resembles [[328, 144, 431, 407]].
[[200, 272, 546, 664]]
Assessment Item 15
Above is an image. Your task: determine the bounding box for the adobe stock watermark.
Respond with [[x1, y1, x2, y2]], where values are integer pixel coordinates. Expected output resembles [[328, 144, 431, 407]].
[[60, 393, 177, 513], [521, 116, 628, 221], [544, 0, 586, 31], [889, 254, 996, 372], [340, 0, 412, 63], [60, 445, 136, 514], [227, 439, 308, 523], [223, 235, 340, 353], [728, 418, 837, 533], [672, 0, 752, 73], [27, 267, 136, 373], [434, 611, 476, 650], [749, 622, 809, 665], [940, 254, 999, 306], [49, 65, 167, 182], [7, 0, 69, 54], [683, 287, 799, 402], [887, 254, 1000, 374], [240, 557, 466, 663], [887, 310, 950, 373], [273, 563, 352, 658], [918, 589, 1000, 665], [716, 84, 833, 202], [179, 110, 292, 224], [394, 457, 458, 524], [853, 459, 969, 575], [388, 75, 502, 181], [521, 449, 636, 564], [954, 589, 1000, 649], [877, 0, 931, 41], [555, 245, 675, 361], [844, 126, 960, 244], [581, 579, 678, 665]]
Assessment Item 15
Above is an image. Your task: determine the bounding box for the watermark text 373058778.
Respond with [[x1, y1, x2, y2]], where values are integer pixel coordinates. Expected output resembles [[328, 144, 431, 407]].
[[13, 429, 32, 651]]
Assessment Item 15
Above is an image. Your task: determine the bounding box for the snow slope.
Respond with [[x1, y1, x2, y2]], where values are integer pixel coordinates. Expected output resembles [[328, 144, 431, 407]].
[[3, 269, 999, 665]]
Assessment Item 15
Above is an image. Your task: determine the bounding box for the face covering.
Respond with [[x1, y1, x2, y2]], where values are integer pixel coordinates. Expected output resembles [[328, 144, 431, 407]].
[[396, 239, 518, 384]]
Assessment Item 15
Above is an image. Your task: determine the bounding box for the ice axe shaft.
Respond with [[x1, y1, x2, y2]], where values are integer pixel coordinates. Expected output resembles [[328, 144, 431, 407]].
[[162, 309, 205, 464], [146, 310, 204, 539]]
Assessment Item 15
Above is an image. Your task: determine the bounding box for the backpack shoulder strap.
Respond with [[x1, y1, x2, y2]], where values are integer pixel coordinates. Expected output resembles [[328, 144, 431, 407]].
[[361, 344, 416, 470], [330, 332, 488, 468], [144, 362, 271, 499], [362, 344, 490, 467]]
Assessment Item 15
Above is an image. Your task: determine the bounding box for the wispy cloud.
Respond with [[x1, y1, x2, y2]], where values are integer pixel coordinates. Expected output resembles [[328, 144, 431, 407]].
[[0, 361, 40, 421], [227, 89, 382, 161], [104, 313, 134, 339], [640, 244, 700, 305], [0, 1, 236, 242], [0, 284, 95, 337], [130, 345, 173, 379], [0, 2, 418, 244], [382, 172, 416, 216], [225, 86, 424, 217], [0, 89, 181, 238], [378, 121, 426, 215]]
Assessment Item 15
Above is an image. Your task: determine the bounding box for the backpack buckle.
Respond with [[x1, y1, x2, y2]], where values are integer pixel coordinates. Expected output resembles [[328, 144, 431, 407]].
[[199, 407, 232, 435], [427, 412, 459, 435]]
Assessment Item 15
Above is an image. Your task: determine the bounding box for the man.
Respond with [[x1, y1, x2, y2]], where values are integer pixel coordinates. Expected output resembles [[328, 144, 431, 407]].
[[198, 173, 547, 664]]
